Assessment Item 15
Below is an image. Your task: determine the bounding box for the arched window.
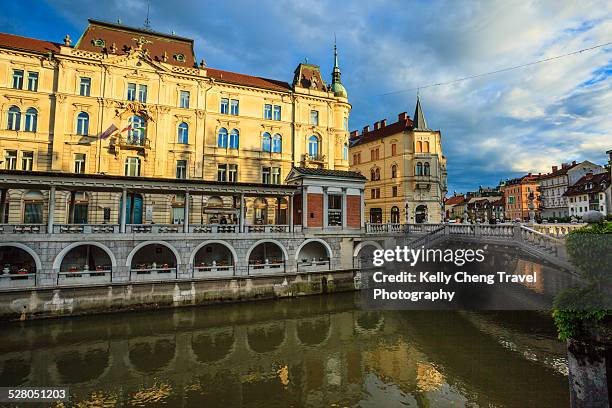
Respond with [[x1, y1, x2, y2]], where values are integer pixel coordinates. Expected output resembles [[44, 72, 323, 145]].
[[370, 168, 376, 181], [177, 122, 188, 144], [415, 141, 422, 153], [127, 115, 145, 145], [343, 143, 348, 161], [7, 106, 21, 130], [424, 162, 430, 176], [423, 141, 430, 153], [262, 132, 271, 152], [308, 135, 319, 158], [76, 112, 89, 136], [24, 108, 37, 132], [390, 206, 400, 223], [375, 168, 380, 180], [391, 164, 397, 178], [272, 133, 282, 153], [416, 162, 423, 176], [217, 127, 228, 148], [23, 190, 44, 224], [229, 129, 239, 149]]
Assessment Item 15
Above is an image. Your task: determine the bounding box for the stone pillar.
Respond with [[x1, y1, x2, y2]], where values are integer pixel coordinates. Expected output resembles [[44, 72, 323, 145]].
[[322, 187, 329, 228], [342, 187, 347, 229], [302, 186, 308, 228], [239, 193, 245, 232], [276, 197, 281, 225], [360, 189, 365, 228], [47, 186, 55, 232], [184, 191, 190, 233], [288, 194, 294, 232], [0, 189, 7, 223], [120, 188, 127, 233]]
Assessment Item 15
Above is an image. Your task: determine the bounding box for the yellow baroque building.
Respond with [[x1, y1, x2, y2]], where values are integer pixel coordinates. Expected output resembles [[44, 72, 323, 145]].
[[349, 98, 447, 224], [0, 19, 351, 225]]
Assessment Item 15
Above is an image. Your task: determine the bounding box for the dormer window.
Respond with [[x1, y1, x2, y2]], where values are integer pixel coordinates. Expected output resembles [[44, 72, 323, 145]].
[[174, 54, 185, 62], [92, 38, 105, 48]]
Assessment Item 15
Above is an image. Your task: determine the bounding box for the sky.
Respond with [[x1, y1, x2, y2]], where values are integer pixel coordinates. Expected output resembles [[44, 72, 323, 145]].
[[2, 0, 611, 194]]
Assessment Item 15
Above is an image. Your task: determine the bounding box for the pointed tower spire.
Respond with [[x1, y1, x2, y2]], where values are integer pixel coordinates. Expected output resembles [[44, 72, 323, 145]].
[[330, 36, 347, 98], [413, 93, 429, 131]]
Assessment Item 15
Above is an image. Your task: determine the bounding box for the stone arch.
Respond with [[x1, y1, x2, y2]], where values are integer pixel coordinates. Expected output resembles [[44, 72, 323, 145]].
[[294, 238, 332, 261], [125, 241, 181, 267], [189, 240, 238, 267], [53, 242, 117, 272], [0, 243, 42, 272], [352, 240, 383, 258], [245, 239, 288, 264]]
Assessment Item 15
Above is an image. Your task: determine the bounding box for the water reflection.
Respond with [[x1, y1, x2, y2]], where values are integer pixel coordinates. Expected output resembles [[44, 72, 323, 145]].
[[0, 292, 569, 407]]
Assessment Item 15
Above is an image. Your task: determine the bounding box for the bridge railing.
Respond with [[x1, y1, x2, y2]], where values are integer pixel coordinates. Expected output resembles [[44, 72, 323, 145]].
[[528, 223, 586, 238]]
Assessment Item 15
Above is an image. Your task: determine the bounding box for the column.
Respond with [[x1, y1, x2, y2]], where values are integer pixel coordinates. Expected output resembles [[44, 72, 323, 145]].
[[341, 187, 347, 229], [120, 188, 127, 233], [184, 191, 190, 233], [47, 186, 55, 233], [360, 189, 366, 228], [276, 197, 281, 225], [288, 193, 294, 232], [0, 189, 7, 223], [239, 193, 245, 232], [322, 187, 329, 228], [302, 186, 308, 228]]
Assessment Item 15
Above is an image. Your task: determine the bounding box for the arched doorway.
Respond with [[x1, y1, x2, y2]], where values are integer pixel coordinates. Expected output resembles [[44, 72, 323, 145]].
[[247, 241, 286, 274], [192, 241, 236, 277], [369, 208, 382, 224], [353, 241, 383, 269], [296, 240, 331, 271], [0, 245, 37, 288], [119, 193, 143, 224], [415, 205, 427, 224], [390, 206, 400, 223], [58, 244, 113, 285], [129, 243, 178, 280]]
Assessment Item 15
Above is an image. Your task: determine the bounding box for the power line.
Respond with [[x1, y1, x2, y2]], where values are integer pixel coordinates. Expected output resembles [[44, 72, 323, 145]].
[[382, 41, 612, 96]]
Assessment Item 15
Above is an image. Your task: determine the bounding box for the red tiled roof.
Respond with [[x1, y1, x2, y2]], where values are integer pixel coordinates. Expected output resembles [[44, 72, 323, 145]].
[[539, 162, 579, 179], [0, 32, 61, 54], [445, 195, 465, 206], [563, 172, 610, 196], [206, 67, 291, 92], [350, 116, 414, 147]]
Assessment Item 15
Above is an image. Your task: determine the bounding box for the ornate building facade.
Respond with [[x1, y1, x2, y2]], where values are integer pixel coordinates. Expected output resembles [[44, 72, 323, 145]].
[[0, 19, 352, 225], [348, 97, 448, 224]]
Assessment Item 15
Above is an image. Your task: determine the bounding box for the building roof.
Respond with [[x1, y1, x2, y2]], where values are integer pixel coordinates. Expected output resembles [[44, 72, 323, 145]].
[[538, 161, 579, 180], [563, 172, 611, 196], [350, 114, 414, 147], [292, 63, 327, 92], [206, 67, 291, 92], [503, 174, 542, 186], [291, 167, 366, 180], [413, 95, 430, 131], [445, 195, 465, 206], [0, 32, 61, 54]]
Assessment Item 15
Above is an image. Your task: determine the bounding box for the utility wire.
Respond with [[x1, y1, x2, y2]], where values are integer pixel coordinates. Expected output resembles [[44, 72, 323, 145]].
[[382, 41, 612, 96]]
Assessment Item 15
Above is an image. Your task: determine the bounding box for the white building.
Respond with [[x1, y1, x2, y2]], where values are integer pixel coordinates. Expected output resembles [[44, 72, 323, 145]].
[[564, 172, 611, 218]]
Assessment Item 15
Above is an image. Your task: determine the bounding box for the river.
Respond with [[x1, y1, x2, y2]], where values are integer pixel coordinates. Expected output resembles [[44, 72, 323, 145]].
[[0, 291, 569, 407]]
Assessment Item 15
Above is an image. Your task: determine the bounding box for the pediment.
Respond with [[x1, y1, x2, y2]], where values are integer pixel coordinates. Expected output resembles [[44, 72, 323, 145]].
[[104, 50, 171, 73]]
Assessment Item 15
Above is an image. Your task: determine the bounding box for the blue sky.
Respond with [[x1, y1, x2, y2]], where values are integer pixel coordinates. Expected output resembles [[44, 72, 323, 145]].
[[2, 0, 611, 193]]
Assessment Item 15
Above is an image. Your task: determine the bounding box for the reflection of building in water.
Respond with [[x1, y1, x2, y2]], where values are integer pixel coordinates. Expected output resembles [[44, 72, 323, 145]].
[[515, 259, 544, 293]]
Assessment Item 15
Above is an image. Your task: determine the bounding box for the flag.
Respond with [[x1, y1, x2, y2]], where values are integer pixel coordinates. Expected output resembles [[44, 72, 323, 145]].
[[99, 124, 118, 140]]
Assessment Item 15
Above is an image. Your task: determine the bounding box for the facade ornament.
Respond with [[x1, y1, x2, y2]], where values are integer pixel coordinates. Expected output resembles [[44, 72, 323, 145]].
[[199, 58, 207, 68], [132, 36, 152, 50], [63, 34, 71, 46], [161, 51, 168, 62], [109, 42, 117, 54]]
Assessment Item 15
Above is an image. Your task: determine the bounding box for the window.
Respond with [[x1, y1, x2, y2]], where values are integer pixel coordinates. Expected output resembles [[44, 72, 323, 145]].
[[262, 167, 271, 184], [371, 148, 379, 161], [343, 143, 348, 161], [272, 134, 282, 153], [178, 122, 189, 144], [217, 127, 228, 148], [273, 105, 281, 121], [24, 108, 37, 132], [12, 70, 24, 89], [391, 206, 400, 223], [7, 106, 20, 130], [310, 110, 319, 125], [179, 91, 190, 108], [370, 168, 376, 181], [138, 84, 147, 103], [21, 151, 33, 171], [5, 150, 17, 170], [27, 72, 38, 91], [392, 186, 398, 197], [391, 144, 397, 156], [23, 191, 43, 224], [328, 195, 342, 226], [76, 112, 89, 135], [308, 135, 319, 158], [264, 104, 272, 120], [271, 167, 281, 184], [230, 99, 239, 115], [375, 168, 380, 180], [343, 117, 348, 130], [262, 132, 271, 152], [508, 196, 516, 204], [424, 141, 430, 153], [424, 162, 430, 176], [229, 129, 239, 149], [220, 98, 229, 114], [391, 165, 397, 178], [416, 162, 423, 176], [217, 164, 227, 181], [127, 116, 145, 145], [74, 153, 86, 173], [79, 77, 91, 96], [127, 83, 136, 101], [176, 160, 187, 179], [370, 188, 381, 199], [124, 157, 141, 177], [228, 164, 238, 182]]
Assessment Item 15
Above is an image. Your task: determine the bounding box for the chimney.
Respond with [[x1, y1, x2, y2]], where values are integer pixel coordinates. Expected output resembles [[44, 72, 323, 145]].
[[562, 162, 570, 168], [374, 121, 380, 130], [398, 112, 408, 121], [363, 125, 370, 134], [350, 130, 358, 138], [381, 119, 387, 128], [552, 165, 558, 172], [572, 160, 576, 165]]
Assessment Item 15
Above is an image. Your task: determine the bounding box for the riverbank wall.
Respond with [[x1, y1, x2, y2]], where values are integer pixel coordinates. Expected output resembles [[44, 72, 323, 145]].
[[0, 269, 360, 321]]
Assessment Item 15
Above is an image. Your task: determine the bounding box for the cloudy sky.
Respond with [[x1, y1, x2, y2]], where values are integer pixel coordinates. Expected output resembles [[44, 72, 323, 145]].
[[3, 0, 611, 193]]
